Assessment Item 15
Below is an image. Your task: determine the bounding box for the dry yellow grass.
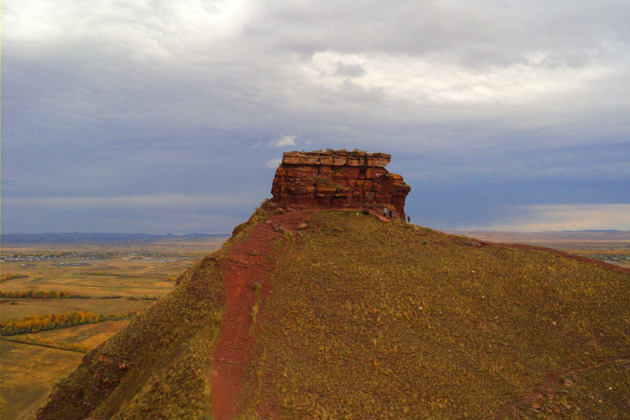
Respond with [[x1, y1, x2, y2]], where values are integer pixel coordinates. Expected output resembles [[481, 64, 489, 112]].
[[0, 261, 177, 298], [5, 320, 131, 351], [34, 320, 130, 349], [0, 340, 84, 419]]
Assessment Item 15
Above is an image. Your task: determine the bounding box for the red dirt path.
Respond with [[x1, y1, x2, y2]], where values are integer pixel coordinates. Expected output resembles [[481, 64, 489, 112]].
[[209, 208, 308, 420]]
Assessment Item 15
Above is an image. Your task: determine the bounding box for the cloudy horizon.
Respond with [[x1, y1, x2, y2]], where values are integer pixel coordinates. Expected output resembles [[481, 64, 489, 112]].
[[2, 0, 629, 234]]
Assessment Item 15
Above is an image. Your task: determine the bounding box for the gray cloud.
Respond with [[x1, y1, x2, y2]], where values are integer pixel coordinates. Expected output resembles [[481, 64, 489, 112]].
[[2, 0, 629, 233], [334, 62, 365, 78]]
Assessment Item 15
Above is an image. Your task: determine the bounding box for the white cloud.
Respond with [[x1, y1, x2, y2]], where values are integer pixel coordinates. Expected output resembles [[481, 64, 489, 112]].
[[303, 50, 613, 107], [265, 158, 282, 169], [272, 135, 297, 147]]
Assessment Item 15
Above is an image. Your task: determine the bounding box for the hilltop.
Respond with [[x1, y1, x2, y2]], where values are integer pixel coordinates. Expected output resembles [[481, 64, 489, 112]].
[[37, 204, 629, 419], [36, 152, 629, 419]]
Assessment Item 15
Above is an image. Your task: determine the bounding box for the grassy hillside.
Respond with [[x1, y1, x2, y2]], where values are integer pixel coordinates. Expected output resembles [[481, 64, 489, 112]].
[[237, 210, 629, 418], [37, 206, 630, 419], [35, 207, 266, 420], [36, 252, 228, 419]]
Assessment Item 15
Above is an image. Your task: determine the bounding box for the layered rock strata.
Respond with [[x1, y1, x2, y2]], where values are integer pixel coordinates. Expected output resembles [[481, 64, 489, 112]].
[[271, 151, 410, 218]]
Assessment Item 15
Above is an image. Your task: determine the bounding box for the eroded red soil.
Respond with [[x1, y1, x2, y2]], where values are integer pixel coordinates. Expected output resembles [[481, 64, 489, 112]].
[[209, 208, 309, 420]]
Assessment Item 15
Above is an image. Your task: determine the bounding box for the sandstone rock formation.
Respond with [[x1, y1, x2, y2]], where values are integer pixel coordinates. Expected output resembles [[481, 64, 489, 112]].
[[271, 151, 411, 218]]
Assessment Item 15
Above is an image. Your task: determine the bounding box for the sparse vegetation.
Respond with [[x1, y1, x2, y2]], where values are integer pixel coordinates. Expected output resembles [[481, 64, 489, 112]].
[[321, 148, 368, 153], [314, 176, 333, 185], [240, 210, 630, 418], [282, 230, 294, 241], [334, 183, 349, 192], [249, 282, 263, 336]]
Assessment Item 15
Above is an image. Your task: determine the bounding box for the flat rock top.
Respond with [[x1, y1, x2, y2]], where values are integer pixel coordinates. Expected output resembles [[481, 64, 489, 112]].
[[282, 151, 391, 167]]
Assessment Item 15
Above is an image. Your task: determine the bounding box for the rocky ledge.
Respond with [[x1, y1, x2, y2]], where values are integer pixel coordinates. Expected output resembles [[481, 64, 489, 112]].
[[271, 151, 410, 218]]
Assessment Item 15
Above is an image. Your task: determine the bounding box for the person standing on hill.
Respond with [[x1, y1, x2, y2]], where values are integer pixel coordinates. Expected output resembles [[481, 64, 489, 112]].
[[407, 216, 410, 223], [388, 209, 393, 219]]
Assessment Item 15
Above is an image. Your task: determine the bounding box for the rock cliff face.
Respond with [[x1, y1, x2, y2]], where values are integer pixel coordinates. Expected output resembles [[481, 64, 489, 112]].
[[271, 151, 411, 218]]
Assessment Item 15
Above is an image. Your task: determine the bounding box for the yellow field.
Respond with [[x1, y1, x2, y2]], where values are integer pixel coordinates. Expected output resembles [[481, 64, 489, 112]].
[[0, 236, 227, 419], [30, 320, 130, 348], [0, 340, 84, 419], [0, 259, 189, 298], [5, 320, 131, 352], [1, 299, 154, 322]]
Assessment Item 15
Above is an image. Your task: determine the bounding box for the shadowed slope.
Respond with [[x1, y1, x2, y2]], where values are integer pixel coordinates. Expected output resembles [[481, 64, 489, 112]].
[[37, 205, 630, 419]]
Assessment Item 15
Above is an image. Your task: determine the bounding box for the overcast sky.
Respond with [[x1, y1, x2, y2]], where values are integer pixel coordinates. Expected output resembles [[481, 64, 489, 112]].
[[2, 0, 629, 234]]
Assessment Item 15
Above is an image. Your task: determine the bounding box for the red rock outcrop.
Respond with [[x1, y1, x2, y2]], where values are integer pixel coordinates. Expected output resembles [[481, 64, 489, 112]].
[[271, 151, 410, 219]]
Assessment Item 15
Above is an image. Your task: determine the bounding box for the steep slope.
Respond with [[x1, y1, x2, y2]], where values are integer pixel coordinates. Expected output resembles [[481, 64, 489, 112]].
[[35, 207, 267, 419], [38, 204, 630, 419]]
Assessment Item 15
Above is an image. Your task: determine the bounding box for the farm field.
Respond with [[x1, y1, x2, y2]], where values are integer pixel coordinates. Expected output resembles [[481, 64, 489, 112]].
[[1, 299, 153, 322], [1, 258, 196, 298], [0, 235, 227, 419], [4, 320, 132, 351]]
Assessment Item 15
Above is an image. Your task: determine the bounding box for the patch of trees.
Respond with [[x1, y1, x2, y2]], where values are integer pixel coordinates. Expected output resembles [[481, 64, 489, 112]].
[[81, 271, 141, 278], [0, 274, 29, 283], [1, 291, 161, 300], [0, 290, 80, 299], [1, 310, 138, 336]]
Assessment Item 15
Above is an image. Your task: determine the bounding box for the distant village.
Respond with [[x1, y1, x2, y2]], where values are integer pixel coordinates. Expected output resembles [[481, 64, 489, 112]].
[[0, 251, 170, 265]]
